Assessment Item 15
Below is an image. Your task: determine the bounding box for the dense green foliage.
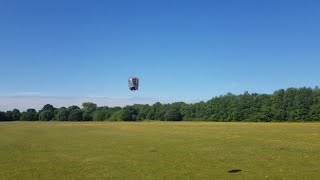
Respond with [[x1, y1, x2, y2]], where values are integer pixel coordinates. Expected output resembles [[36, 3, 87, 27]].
[[1, 87, 320, 121], [39, 110, 54, 121], [11, 109, 21, 121], [55, 108, 69, 121], [164, 107, 183, 121], [20, 109, 38, 121], [0, 111, 6, 121], [67, 109, 83, 121]]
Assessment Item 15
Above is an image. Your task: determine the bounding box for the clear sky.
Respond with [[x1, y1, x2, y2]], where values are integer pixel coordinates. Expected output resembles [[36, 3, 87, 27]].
[[0, 0, 320, 109]]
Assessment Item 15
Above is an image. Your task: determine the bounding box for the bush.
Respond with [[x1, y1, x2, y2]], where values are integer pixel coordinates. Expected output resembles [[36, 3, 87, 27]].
[[68, 109, 83, 121], [165, 108, 183, 121], [93, 110, 107, 121], [20, 109, 38, 121], [39, 110, 54, 121], [0, 111, 6, 121], [82, 111, 93, 121], [55, 108, 69, 121]]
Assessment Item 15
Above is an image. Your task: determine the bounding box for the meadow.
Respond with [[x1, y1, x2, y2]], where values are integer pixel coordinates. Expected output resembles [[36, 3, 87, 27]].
[[1, 122, 320, 179]]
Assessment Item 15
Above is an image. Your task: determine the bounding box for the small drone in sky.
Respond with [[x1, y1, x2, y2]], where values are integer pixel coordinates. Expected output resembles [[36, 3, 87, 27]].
[[128, 77, 139, 91]]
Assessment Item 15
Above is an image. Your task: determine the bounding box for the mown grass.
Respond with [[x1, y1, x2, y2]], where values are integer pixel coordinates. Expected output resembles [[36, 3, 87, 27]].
[[1, 122, 320, 179]]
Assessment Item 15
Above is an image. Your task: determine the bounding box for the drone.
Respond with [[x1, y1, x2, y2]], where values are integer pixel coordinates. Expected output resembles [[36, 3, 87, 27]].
[[128, 77, 139, 91]]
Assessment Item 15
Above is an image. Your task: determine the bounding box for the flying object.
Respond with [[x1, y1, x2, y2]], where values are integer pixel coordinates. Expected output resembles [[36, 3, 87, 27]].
[[128, 77, 139, 91]]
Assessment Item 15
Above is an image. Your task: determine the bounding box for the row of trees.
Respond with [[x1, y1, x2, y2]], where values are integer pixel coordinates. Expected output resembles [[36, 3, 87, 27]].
[[1, 87, 320, 122]]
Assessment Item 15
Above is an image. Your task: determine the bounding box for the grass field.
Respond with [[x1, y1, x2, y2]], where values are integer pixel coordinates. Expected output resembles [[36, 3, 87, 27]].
[[1, 122, 320, 179]]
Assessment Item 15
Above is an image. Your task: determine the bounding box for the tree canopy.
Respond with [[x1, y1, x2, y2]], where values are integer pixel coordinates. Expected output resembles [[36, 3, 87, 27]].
[[2, 87, 320, 122]]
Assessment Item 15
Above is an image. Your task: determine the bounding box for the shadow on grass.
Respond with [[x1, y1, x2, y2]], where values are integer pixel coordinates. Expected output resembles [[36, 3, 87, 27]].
[[228, 169, 242, 173]]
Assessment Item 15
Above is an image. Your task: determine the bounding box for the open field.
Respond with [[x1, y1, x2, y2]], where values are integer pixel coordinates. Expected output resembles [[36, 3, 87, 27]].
[[1, 122, 320, 179]]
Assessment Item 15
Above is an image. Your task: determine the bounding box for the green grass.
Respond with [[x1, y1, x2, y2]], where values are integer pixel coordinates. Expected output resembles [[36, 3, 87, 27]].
[[1, 122, 320, 179]]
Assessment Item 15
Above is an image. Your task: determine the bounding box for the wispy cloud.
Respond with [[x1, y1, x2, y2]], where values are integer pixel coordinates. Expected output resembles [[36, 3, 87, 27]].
[[0, 96, 204, 111], [15, 92, 41, 95], [0, 96, 160, 111]]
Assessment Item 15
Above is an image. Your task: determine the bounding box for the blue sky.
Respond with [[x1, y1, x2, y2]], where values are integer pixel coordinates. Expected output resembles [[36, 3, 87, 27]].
[[0, 0, 320, 109]]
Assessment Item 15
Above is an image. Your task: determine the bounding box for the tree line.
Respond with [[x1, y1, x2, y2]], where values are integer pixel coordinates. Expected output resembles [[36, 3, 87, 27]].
[[1, 87, 320, 122]]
